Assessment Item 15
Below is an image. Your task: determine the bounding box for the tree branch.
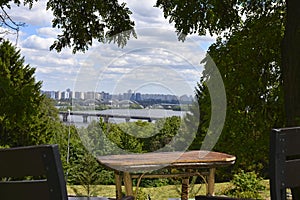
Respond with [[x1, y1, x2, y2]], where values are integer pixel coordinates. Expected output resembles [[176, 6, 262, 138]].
[[0, 6, 25, 44]]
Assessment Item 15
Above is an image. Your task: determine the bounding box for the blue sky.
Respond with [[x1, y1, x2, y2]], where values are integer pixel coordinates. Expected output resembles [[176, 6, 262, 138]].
[[4, 0, 216, 96]]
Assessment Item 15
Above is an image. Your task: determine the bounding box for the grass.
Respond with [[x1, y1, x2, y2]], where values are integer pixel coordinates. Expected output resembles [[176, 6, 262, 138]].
[[67, 180, 271, 200]]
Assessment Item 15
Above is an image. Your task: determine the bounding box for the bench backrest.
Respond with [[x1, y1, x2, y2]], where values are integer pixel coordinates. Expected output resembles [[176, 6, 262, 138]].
[[0, 144, 68, 200], [270, 127, 300, 200]]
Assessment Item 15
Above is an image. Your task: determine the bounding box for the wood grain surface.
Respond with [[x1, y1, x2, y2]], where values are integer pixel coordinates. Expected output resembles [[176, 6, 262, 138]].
[[97, 150, 236, 171]]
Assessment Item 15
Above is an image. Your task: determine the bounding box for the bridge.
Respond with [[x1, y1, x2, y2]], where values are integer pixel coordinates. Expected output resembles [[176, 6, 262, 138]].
[[59, 109, 185, 123]]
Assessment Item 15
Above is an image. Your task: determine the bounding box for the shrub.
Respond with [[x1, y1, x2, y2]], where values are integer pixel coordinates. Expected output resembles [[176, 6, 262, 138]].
[[224, 170, 265, 199]]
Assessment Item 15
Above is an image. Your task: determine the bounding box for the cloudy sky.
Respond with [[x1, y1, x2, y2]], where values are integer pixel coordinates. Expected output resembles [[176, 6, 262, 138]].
[[5, 0, 216, 96]]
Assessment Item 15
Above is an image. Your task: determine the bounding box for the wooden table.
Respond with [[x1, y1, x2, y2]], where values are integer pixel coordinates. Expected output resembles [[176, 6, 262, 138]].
[[97, 150, 236, 200]]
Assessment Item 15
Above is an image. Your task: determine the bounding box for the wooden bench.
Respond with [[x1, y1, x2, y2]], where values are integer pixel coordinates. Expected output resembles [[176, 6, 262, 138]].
[[0, 144, 133, 200], [270, 127, 300, 200]]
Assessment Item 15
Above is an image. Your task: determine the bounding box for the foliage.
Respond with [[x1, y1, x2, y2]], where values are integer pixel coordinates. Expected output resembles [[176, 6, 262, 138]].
[[50, 122, 115, 186], [70, 153, 103, 197], [68, 115, 192, 187], [46, 0, 136, 53], [51, 125, 82, 181], [191, 7, 285, 178], [224, 170, 265, 199], [143, 116, 182, 152], [155, 0, 285, 39], [156, 0, 240, 37], [135, 188, 148, 200], [0, 41, 59, 147], [138, 178, 169, 188], [155, 0, 300, 133], [80, 117, 182, 155], [155, 0, 299, 170], [187, 86, 210, 150], [106, 121, 144, 153], [0, 41, 107, 188], [72, 117, 184, 187]]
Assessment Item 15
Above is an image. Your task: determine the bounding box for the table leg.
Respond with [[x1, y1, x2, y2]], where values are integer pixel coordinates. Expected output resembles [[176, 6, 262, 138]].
[[115, 171, 123, 200], [207, 168, 216, 196], [181, 178, 189, 200], [123, 172, 134, 196]]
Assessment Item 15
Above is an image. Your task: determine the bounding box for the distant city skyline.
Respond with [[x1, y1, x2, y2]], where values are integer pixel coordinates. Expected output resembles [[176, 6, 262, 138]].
[[43, 88, 195, 96], [42, 88, 194, 100]]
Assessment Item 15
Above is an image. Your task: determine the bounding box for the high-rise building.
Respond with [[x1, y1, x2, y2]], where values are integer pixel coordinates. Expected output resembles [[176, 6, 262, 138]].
[[75, 91, 84, 99], [55, 91, 61, 100]]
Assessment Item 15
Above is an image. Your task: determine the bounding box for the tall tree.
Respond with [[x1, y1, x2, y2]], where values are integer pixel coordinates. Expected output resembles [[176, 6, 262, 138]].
[[0, 41, 59, 146], [192, 10, 285, 176]]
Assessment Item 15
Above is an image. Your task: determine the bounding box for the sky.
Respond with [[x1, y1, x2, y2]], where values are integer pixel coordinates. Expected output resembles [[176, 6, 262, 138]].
[[4, 0, 216, 96]]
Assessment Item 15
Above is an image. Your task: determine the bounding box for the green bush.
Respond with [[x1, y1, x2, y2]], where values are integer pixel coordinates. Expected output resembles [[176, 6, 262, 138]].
[[224, 170, 265, 199], [135, 188, 149, 200]]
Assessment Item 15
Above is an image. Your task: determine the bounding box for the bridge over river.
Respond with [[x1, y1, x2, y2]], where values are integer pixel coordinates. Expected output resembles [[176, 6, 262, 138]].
[[59, 109, 186, 124]]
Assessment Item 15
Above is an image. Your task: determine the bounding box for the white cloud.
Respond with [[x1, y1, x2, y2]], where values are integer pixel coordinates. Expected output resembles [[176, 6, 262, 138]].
[[124, 0, 169, 27], [21, 35, 54, 50], [7, 0, 52, 27], [37, 27, 61, 38]]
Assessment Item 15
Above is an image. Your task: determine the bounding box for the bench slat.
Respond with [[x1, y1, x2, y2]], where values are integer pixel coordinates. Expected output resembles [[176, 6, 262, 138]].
[[0, 180, 50, 200]]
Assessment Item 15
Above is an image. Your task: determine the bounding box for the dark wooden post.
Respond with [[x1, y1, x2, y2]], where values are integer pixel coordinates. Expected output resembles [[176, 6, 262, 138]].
[[181, 178, 189, 200], [115, 171, 123, 200]]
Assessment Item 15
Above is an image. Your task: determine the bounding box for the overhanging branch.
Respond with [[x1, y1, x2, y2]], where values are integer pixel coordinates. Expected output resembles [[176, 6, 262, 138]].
[[0, 6, 25, 44]]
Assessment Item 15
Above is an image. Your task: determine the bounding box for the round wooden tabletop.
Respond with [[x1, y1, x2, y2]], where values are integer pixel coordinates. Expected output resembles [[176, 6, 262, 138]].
[[97, 150, 236, 172]]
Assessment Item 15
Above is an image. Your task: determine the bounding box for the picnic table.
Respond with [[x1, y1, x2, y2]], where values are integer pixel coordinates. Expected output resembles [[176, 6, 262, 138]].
[[97, 150, 236, 200]]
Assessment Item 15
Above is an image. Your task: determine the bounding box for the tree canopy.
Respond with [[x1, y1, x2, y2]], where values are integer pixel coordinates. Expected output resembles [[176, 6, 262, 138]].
[[191, 7, 285, 175], [156, 0, 285, 35]]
